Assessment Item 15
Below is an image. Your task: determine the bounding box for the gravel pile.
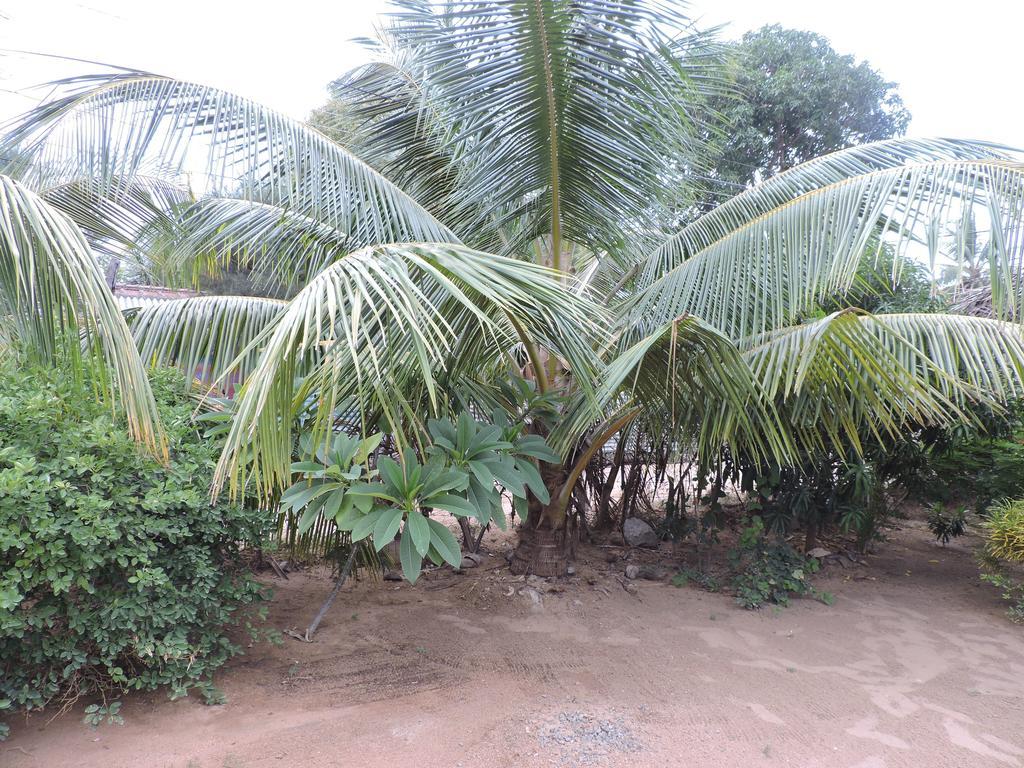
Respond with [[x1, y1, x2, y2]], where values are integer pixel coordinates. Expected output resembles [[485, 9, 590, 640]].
[[536, 710, 642, 766]]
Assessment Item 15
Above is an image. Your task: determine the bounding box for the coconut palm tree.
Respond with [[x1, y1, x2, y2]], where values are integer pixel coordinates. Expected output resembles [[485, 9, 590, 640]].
[[3, 0, 1024, 575]]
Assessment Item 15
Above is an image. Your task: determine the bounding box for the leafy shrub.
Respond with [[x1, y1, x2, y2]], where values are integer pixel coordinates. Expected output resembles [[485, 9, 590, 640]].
[[0, 363, 272, 736], [982, 499, 1024, 562], [729, 517, 826, 609], [927, 503, 967, 545], [980, 498, 1024, 622], [281, 411, 557, 582]]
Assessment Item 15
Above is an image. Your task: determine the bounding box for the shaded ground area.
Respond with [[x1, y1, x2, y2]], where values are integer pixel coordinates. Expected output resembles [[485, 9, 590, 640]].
[[6, 520, 1024, 768]]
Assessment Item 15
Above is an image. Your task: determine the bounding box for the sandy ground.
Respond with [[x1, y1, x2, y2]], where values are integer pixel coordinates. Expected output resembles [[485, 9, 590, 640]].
[[5, 520, 1024, 768]]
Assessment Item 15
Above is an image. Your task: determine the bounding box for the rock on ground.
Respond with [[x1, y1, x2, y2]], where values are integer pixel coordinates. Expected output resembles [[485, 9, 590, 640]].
[[622, 517, 659, 548]]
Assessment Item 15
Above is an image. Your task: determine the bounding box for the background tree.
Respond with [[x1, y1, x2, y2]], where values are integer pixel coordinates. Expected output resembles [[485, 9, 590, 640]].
[[709, 24, 911, 189]]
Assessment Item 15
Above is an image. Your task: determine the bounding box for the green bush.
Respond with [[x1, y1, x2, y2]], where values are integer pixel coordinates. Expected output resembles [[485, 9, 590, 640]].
[[980, 498, 1024, 623], [729, 517, 829, 609], [0, 363, 272, 736], [983, 499, 1024, 562]]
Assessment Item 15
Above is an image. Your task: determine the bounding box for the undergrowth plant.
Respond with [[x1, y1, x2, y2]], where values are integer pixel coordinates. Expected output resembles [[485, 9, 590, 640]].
[[980, 499, 1024, 622], [279, 411, 556, 582], [0, 364, 272, 738], [729, 517, 832, 609]]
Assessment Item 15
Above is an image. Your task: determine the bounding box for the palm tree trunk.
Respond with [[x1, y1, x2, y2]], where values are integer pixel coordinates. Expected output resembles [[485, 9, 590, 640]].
[[510, 461, 570, 576]]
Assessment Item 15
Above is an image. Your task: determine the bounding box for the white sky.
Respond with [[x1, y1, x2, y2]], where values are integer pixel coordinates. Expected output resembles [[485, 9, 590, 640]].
[[0, 0, 1021, 149]]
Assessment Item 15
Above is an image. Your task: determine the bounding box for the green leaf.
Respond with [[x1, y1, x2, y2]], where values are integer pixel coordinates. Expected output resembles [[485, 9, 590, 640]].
[[427, 518, 461, 567], [351, 507, 386, 542], [421, 466, 469, 497], [468, 460, 494, 489], [514, 494, 529, 524], [322, 488, 346, 521], [373, 508, 404, 551], [515, 435, 560, 462], [354, 433, 384, 465], [334, 496, 360, 530], [425, 544, 444, 566], [399, 526, 422, 583], [347, 482, 399, 504], [280, 482, 337, 512], [290, 461, 327, 475], [429, 493, 478, 518], [514, 458, 549, 503], [428, 418, 457, 446], [407, 511, 431, 557], [297, 502, 323, 534], [466, 479, 492, 527], [456, 411, 475, 452], [377, 456, 406, 493], [486, 456, 526, 497], [491, 497, 508, 531]]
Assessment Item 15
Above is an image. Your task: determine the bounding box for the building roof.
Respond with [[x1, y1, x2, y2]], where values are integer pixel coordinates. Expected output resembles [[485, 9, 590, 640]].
[[113, 284, 199, 311]]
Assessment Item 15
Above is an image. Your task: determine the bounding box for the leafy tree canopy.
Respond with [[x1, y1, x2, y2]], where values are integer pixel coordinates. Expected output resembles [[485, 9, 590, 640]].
[[710, 24, 911, 188]]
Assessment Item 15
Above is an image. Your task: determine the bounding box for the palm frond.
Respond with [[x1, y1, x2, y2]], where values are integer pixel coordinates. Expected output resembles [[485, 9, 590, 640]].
[[0, 174, 164, 455], [213, 243, 605, 497], [41, 174, 199, 286], [128, 295, 287, 391], [641, 137, 1020, 285], [376, 0, 726, 256], [553, 315, 791, 463], [0, 72, 458, 250], [743, 311, 1024, 455], [631, 142, 1024, 340], [324, 48, 475, 245]]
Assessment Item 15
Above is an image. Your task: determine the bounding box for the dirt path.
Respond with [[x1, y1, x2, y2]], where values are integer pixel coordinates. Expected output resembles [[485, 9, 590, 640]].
[[6, 522, 1023, 768]]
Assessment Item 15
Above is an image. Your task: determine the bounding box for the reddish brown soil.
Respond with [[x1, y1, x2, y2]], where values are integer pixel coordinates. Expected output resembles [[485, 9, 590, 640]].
[[5, 520, 1023, 768]]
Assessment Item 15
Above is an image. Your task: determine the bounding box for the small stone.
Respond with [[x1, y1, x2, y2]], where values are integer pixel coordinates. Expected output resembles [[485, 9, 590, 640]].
[[459, 555, 480, 569], [628, 564, 669, 581], [623, 518, 659, 548], [383, 569, 403, 581], [518, 586, 544, 609], [806, 547, 832, 559], [566, 564, 576, 576], [622, 581, 639, 596]]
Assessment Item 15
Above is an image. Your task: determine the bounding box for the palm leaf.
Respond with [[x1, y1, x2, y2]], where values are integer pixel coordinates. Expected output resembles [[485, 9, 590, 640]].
[[743, 311, 1024, 456], [128, 295, 287, 391], [0, 72, 458, 250], [0, 174, 164, 455], [213, 243, 605, 497], [377, 0, 726, 258], [631, 141, 1024, 340]]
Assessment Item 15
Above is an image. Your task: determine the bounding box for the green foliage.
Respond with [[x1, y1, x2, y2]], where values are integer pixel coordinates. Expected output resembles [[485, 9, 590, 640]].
[[927, 429, 1024, 513], [427, 410, 558, 528], [281, 432, 384, 537], [979, 498, 1024, 623], [820, 246, 945, 315], [279, 411, 557, 583], [0, 363, 271, 737], [729, 518, 823, 609], [711, 24, 910, 187], [83, 701, 123, 729], [670, 568, 720, 593], [983, 499, 1024, 562], [980, 570, 1024, 623], [927, 504, 967, 545]]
